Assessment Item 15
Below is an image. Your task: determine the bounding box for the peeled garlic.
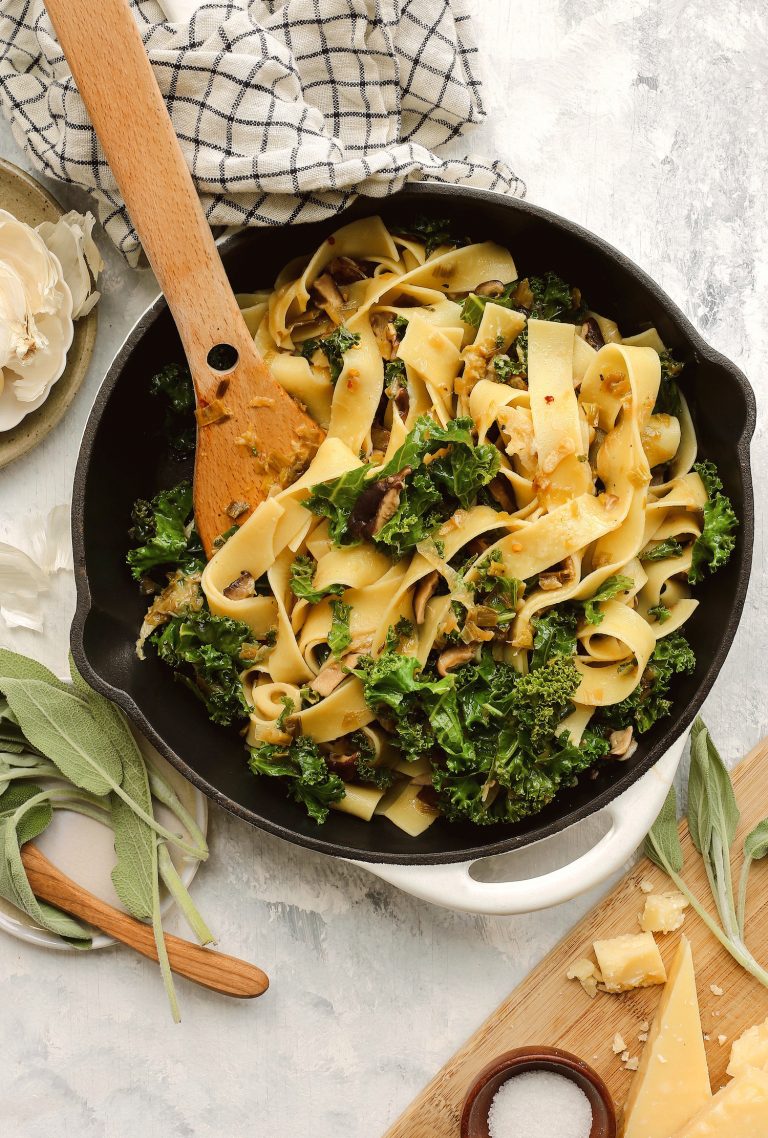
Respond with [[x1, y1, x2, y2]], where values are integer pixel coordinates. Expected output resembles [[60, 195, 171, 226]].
[[37, 211, 103, 319], [0, 209, 74, 431]]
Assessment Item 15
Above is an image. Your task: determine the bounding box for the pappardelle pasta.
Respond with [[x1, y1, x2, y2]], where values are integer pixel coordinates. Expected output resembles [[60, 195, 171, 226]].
[[128, 215, 737, 836]]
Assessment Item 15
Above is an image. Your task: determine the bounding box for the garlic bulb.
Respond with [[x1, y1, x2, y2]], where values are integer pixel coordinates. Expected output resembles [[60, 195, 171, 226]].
[[37, 210, 104, 319], [0, 209, 74, 432]]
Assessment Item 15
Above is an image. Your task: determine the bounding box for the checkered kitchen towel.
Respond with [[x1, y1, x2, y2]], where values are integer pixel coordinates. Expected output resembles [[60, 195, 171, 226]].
[[0, 0, 523, 265]]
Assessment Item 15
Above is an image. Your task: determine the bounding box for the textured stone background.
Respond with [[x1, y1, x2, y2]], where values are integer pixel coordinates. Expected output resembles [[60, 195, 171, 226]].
[[0, 2, 766, 1135]]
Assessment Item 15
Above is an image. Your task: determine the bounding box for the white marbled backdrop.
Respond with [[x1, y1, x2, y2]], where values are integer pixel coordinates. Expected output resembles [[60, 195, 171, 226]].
[[0, 2, 766, 1135]]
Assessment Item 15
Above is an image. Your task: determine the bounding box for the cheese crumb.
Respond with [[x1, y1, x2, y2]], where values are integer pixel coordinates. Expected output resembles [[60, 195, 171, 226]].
[[621, 1050, 630, 1062], [639, 1020, 649, 1032], [638, 1032, 648, 1043], [613, 1033, 627, 1054], [638, 891, 689, 934], [566, 957, 602, 999], [658, 1054, 667, 1064], [718, 1034, 727, 1046], [710, 983, 724, 996], [639, 880, 654, 893], [704, 1034, 710, 1041], [623, 1056, 639, 1071]]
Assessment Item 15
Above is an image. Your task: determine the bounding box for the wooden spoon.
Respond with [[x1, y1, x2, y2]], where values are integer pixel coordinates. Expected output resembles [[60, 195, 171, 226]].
[[22, 844, 269, 999], [44, 0, 324, 557]]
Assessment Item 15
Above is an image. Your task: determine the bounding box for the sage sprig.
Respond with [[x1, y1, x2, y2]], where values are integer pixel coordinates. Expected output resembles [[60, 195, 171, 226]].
[[0, 649, 214, 1021], [645, 716, 768, 989]]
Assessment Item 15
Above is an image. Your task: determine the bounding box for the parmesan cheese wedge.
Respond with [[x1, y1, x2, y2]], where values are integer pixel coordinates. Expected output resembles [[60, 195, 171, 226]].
[[672, 1066, 768, 1137], [727, 1017, 768, 1079], [622, 937, 710, 1138]]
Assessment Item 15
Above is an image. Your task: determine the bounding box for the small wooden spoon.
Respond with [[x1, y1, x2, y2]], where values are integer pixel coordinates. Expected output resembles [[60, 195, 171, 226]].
[[45, 0, 324, 557], [22, 844, 269, 999]]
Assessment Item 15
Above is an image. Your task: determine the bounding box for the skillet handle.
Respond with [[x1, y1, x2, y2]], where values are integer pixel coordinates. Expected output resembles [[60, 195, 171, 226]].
[[353, 737, 686, 916], [43, 0, 255, 404]]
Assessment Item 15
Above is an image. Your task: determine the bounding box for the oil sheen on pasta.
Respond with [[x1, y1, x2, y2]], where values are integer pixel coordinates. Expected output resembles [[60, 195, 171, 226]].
[[128, 215, 737, 836]]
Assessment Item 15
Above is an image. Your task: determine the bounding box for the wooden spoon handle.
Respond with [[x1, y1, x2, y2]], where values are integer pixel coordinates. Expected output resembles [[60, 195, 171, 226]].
[[44, 0, 255, 402], [22, 844, 269, 999]]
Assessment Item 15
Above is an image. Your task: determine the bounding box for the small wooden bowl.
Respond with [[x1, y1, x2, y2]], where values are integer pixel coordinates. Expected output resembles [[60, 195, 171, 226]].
[[461, 1046, 616, 1138]]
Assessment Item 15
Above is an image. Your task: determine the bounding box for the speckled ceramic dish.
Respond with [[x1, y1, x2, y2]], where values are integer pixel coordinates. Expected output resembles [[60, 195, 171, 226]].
[[0, 157, 98, 469], [0, 734, 207, 952]]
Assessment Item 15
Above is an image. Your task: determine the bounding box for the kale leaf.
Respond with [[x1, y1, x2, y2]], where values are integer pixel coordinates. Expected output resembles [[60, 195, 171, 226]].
[[648, 603, 671, 624], [472, 550, 522, 628], [581, 574, 634, 626], [328, 600, 352, 657], [305, 416, 500, 558], [300, 325, 361, 382], [355, 643, 591, 827], [394, 216, 470, 258], [654, 351, 684, 418], [531, 608, 579, 669], [460, 284, 517, 328], [598, 633, 696, 735], [126, 482, 203, 581], [150, 362, 196, 458], [249, 736, 345, 824], [151, 609, 256, 726], [348, 730, 395, 790], [640, 538, 684, 562], [289, 555, 345, 604], [689, 461, 738, 583]]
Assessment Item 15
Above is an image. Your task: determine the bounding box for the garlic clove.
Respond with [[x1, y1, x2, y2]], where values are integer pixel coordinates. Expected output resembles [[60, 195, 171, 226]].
[[37, 210, 104, 320]]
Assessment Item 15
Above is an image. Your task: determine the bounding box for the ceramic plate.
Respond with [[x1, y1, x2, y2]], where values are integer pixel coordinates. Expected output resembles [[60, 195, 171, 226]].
[[0, 732, 208, 951], [0, 158, 98, 470]]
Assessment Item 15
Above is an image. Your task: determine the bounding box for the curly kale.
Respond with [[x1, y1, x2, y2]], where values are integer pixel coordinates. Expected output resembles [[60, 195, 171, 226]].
[[641, 538, 684, 562], [328, 600, 352, 658], [289, 555, 345, 604], [654, 350, 684, 418], [151, 609, 257, 726], [305, 416, 500, 558], [472, 550, 522, 628], [393, 216, 470, 258], [531, 608, 579, 669], [249, 736, 345, 824], [355, 643, 593, 826], [581, 574, 634, 626], [347, 730, 395, 790], [300, 325, 361, 382], [126, 481, 203, 581], [689, 461, 738, 583], [150, 362, 196, 458], [599, 633, 696, 735]]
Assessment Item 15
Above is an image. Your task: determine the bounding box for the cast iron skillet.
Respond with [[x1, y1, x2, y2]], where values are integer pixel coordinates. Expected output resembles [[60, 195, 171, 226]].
[[71, 185, 756, 866]]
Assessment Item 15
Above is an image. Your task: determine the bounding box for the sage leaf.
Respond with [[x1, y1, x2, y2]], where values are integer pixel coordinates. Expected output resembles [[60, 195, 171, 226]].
[[737, 818, 768, 937], [0, 649, 69, 690], [0, 677, 122, 795], [644, 786, 684, 873], [0, 784, 91, 945], [158, 843, 214, 945], [688, 716, 739, 855]]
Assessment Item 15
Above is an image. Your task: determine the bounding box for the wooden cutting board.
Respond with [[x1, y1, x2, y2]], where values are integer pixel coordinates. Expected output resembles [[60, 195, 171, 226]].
[[385, 737, 768, 1137]]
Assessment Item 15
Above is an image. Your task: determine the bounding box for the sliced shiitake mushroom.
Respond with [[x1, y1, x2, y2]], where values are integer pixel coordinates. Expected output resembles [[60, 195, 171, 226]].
[[223, 570, 256, 600], [581, 317, 605, 352], [311, 272, 345, 324], [538, 557, 577, 591], [474, 279, 505, 297], [327, 256, 368, 284], [413, 570, 439, 625], [347, 467, 411, 540], [436, 644, 476, 676], [609, 726, 636, 759]]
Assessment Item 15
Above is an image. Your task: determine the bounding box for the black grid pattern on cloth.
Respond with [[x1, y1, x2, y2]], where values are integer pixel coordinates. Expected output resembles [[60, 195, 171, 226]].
[[0, 0, 523, 264]]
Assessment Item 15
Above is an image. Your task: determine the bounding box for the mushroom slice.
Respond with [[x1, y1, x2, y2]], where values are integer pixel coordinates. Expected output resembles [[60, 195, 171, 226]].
[[581, 317, 605, 352], [474, 279, 505, 297], [309, 648, 367, 697], [311, 272, 346, 325], [538, 557, 577, 591], [436, 644, 477, 676], [347, 467, 412, 540], [413, 570, 439, 625], [609, 727, 636, 759], [328, 256, 368, 284], [223, 570, 256, 600], [371, 311, 403, 361]]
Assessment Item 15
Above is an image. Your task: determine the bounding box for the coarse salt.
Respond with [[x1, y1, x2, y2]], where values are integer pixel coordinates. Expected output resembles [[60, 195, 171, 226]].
[[487, 1070, 593, 1138]]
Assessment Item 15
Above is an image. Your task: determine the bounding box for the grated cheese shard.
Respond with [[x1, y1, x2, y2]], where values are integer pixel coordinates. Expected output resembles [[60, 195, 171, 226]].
[[623, 937, 710, 1138], [728, 1018, 768, 1078], [566, 957, 602, 998], [672, 1066, 768, 1137], [639, 891, 689, 934], [592, 932, 666, 993]]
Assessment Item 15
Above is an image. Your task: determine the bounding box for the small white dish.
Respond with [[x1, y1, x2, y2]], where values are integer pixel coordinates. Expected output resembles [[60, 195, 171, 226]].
[[0, 733, 207, 951]]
